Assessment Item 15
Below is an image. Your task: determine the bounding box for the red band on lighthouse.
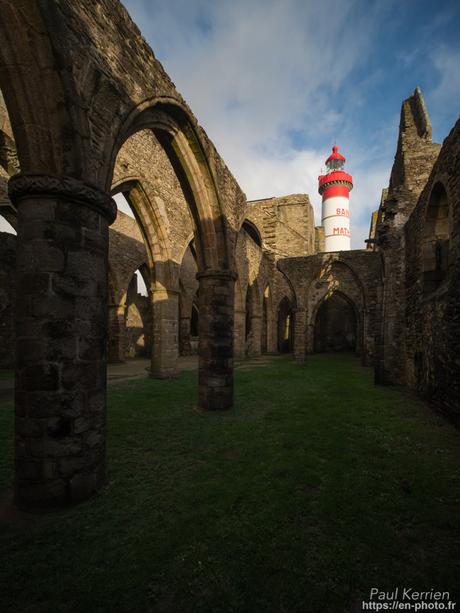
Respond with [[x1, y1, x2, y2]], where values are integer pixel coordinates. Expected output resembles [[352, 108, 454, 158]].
[[321, 185, 350, 200]]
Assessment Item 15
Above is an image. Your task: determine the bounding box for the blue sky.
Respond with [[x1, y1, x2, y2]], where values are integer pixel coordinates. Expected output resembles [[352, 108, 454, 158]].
[[1, 1, 458, 247], [121, 0, 460, 248]]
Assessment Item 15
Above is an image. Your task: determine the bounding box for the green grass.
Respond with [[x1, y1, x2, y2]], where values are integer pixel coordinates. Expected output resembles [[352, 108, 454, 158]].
[[1, 354, 459, 613]]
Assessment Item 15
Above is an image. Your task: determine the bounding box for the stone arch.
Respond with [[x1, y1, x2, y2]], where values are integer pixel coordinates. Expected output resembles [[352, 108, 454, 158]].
[[307, 259, 366, 357], [0, 6, 78, 175], [178, 239, 199, 356], [277, 267, 299, 310], [262, 284, 274, 354], [109, 102, 237, 407], [241, 219, 262, 248], [107, 100, 231, 272], [313, 290, 358, 353], [0, 12, 118, 509], [0, 4, 238, 510], [125, 264, 152, 359], [111, 179, 170, 285], [178, 233, 199, 267], [277, 296, 294, 354], [422, 180, 451, 294]]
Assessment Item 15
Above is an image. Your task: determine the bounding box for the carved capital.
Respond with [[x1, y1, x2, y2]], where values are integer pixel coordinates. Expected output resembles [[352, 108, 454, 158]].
[[8, 173, 117, 224]]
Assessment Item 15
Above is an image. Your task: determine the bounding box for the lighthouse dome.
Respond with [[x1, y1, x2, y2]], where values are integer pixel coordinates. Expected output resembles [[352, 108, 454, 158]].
[[325, 145, 345, 171]]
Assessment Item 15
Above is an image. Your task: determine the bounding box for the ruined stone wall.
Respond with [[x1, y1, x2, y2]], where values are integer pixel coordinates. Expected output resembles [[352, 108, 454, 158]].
[[374, 88, 441, 385], [404, 118, 460, 423], [107, 210, 149, 361], [315, 226, 325, 252], [109, 211, 148, 296], [279, 250, 383, 364], [15, 0, 247, 231], [125, 294, 151, 358], [233, 210, 301, 357], [0, 0, 247, 507], [113, 129, 195, 268], [246, 194, 316, 258]]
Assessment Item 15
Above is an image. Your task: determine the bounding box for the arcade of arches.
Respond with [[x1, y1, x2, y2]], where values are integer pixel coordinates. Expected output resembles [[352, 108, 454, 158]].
[[0, 2, 459, 511]]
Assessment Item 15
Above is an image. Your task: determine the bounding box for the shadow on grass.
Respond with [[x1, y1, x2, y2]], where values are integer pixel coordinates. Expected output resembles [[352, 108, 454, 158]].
[[0, 354, 459, 612]]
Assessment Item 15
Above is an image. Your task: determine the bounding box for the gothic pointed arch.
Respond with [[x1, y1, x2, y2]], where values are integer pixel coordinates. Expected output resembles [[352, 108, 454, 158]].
[[422, 180, 451, 293], [107, 101, 232, 273], [313, 290, 358, 353], [111, 178, 175, 289], [277, 296, 294, 354]]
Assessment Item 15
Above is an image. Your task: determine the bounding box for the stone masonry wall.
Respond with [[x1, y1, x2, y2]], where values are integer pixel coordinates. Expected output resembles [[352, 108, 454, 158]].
[[279, 250, 383, 364], [373, 88, 441, 385], [404, 118, 460, 423]]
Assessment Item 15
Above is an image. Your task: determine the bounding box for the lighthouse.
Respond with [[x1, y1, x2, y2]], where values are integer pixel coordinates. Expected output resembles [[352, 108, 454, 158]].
[[318, 145, 353, 251]]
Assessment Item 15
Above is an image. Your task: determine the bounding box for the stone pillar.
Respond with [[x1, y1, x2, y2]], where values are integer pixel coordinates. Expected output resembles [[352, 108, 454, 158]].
[[179, 316, 192, 356], [266, 314, 277, 353], [9, 174, 116, 510], [234, 308, 246, 359], [360, 308, 371, 366], [293, 308, 307, 363], [248, 315, 262, 357], [197, 270, 236, 410], [306, 321, 314, 354], [151, 287, 179, 378], [107, 302, 126, 363]]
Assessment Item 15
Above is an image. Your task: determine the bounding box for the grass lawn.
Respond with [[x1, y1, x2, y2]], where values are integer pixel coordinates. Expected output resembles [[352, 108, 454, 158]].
[[0, 354, 459, 612]]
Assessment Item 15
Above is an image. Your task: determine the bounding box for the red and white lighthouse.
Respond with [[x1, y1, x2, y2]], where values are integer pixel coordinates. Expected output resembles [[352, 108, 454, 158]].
[[318, 145, 353, 251]]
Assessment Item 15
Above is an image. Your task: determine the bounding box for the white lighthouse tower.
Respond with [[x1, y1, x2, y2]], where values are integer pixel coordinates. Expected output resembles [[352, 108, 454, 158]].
[[318, 145, 353, 251]]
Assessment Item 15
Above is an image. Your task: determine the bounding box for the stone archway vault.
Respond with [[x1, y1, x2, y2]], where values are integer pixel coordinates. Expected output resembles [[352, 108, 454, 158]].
[[0, 1, 241, 511]]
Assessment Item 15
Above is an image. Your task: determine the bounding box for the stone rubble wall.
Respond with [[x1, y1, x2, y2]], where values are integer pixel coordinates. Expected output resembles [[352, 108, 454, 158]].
[[404, 118, 460, 422]]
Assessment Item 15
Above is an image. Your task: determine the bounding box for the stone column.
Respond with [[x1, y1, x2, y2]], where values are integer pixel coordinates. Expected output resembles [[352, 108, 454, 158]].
[[9, 174, 116, 510], [248, 315, 262, 357], [151, 287, 179, 378], [360, 308, 370, 365], [233, 308, 246, 359], [306, 321, 314, 354], [197, 270, 236, 410], [179, 316, 192, 356], [266, 314, 277, 353], [107, 302, 126, 363], [293, 308, 307, 363]]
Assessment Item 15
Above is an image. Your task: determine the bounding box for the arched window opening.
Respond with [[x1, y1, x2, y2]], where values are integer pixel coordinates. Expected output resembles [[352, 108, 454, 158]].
[[125, 267, 151, 358], [242, 220, 262, 247], [179, 244, 199, 356], [314, 292, 356, 353], [422, 182, 450, 294], [191, 302, 199, 338], [277, 297, 294, 353]]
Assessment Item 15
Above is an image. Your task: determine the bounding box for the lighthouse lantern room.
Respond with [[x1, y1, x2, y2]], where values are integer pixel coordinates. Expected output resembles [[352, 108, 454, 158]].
[[318, 145, 353, 251]]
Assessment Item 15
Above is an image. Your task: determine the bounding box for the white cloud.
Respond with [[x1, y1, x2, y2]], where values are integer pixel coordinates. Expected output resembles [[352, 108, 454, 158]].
[[123, 0, 398, 247], [430, 46, 460, 116]]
